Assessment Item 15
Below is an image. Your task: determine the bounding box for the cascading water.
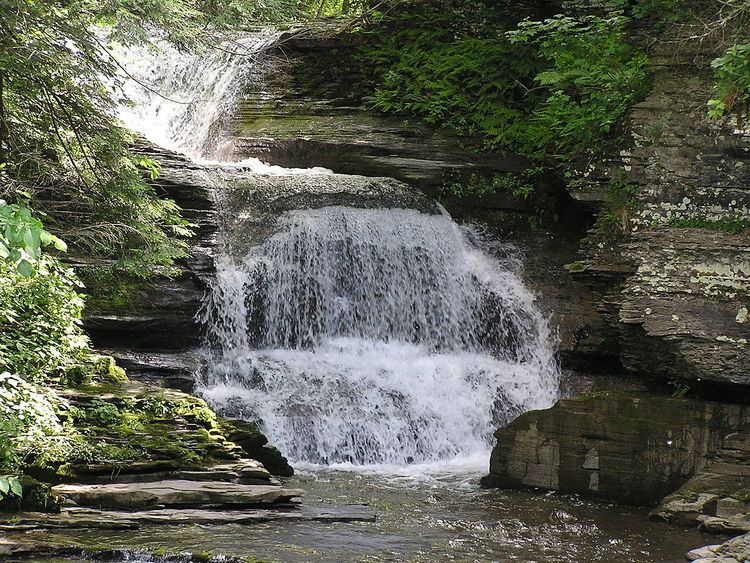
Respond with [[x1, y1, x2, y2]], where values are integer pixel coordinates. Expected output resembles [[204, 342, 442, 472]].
[[113, 30, 560, 469], [200, 206, 559, 466], [111, 31, 280, 161]]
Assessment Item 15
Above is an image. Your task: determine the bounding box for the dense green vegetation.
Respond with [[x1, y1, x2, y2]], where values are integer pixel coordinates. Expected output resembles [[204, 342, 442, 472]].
[[357, 1, 651, 198], [710, 43, 750, 120], [356, 0, 750, 201]]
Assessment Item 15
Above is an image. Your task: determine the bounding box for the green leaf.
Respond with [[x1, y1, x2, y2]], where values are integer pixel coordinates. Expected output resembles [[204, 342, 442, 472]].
[[51, 236, 68, 252], [9, 478, 22, 497], [17, 260, 34, 277]]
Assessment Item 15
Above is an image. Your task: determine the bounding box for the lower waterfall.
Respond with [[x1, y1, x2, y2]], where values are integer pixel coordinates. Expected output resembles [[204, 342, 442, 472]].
[[199, 205, 559, 466]]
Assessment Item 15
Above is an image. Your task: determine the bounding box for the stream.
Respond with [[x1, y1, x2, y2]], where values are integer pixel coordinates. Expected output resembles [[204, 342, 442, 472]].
[[34, 462, 715, 562], [30, 30, 721, 562]]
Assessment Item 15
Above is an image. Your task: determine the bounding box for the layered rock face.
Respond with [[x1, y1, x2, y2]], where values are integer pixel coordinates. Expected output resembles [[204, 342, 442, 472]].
[[83, 143, 218, 381], [653, 430, 750, 533], [481, 392, 748, 507], [484, 42, 750, 529], [575, 42, 750, 387], [485, 50, 750, 530]]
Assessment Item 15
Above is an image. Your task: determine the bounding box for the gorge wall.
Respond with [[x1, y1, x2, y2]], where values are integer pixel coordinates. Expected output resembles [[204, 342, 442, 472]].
[[484, 36, 750, 531], [78, 24, 749, 532]]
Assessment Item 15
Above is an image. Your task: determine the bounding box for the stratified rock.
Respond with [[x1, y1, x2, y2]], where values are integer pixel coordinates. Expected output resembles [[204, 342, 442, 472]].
[[686, 532, 750, 563], [481, 392, 747, 506], [52, 480, 303, 510], [578, 39, 750, 388], [223, 419, 294, 477], [2, 503, 375, 530], [618, 229, 750, 386], [228, 28, 581, 220], [652, 431, 750, 531], [83, 142, 217, 354]]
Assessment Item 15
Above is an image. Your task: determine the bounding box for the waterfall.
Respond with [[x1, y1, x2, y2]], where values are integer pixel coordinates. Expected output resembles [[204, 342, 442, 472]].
[[111, 31, 280, 161], [199, 205, 559, 466], [113, 31, 560, 468]]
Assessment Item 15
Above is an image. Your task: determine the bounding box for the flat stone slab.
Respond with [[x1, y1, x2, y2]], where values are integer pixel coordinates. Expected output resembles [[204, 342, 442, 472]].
[[0, 504, 375, 529], [686, 532, 750, 563], [52, 480, 303, 510]]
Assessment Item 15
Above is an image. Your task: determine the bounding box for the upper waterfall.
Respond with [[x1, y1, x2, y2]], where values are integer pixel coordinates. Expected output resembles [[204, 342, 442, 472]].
[[112, 31, 280, 161]]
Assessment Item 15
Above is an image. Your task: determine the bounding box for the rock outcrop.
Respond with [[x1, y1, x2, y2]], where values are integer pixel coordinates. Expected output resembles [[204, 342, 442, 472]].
[[227, 27, 577, 219], [52, 480, 303, 510], [83, 143, 218, 353], [686, 532, 750, 563], [652, 430, 750, 533], [482, 391, 748, 507], [576, 41, 750, 388]]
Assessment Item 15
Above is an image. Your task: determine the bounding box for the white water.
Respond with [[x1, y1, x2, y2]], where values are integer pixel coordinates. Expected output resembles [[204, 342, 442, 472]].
[[113, 31, 560, 471], [200, 206, 559, 466], [111, 30, 329, 175]]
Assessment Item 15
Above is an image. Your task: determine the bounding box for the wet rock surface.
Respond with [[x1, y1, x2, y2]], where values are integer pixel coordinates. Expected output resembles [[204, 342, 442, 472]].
[[2, 504, 375, 530], [653, 431, 750, 533], [83, 142, 217, 353], [687, 532, 750, 562], [482, 391, 748, 507], [52, 480, 303, 510]]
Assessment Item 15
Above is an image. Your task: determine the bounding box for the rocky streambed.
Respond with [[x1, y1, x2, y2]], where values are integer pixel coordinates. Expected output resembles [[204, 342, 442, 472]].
[[0, 460, 726, 563]]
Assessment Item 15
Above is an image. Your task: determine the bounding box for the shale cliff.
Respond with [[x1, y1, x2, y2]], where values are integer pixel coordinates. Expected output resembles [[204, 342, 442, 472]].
[[484, 38, 750, 534]]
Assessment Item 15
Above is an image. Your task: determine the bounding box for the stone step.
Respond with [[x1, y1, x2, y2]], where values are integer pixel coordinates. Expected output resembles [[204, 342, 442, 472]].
[[52, 480, 303, 511], [73, 461, 278, 487], [1, 503, 376, 530]]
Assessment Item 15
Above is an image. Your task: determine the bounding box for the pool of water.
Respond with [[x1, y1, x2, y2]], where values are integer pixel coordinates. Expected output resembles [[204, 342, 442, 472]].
[[29, 462, 718, 563]]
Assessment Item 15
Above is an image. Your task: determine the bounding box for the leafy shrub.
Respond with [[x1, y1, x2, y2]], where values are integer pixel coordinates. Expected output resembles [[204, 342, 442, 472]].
[[709, 43, 750, 121], [0, 254, 89, 382], [0, 372, 64, 438], [0, 198, 66, 277], [509, 15, 651, 158], [0, 476, 22, 501], [83, 400, 122, 427], [362, 8, 650, 173]]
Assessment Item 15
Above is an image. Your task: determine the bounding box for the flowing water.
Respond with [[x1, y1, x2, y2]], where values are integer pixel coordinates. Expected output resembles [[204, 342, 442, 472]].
[[33, 466, 717, 562], [199, 205, 558, 466], [76, 31, 716, 561]]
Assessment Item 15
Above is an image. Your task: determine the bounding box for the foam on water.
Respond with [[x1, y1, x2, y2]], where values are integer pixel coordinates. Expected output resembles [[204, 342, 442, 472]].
[[200, 207, 560, 466]]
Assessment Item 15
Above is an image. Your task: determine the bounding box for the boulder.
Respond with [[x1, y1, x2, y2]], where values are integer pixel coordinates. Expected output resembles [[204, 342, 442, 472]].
[[686, 532, 750, 563], [481, 391, 747, 506]]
